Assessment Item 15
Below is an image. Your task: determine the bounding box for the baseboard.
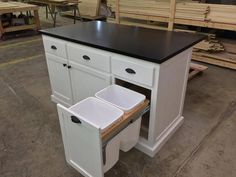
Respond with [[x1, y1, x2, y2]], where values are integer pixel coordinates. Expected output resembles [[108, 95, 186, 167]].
[[51, 95, 71, 108], [136, 116, 184, 157]]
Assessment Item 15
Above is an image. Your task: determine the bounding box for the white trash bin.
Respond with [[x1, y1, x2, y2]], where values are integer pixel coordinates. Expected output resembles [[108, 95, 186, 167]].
[[57, 97, 124, 176], [95, 85, 146, 152]]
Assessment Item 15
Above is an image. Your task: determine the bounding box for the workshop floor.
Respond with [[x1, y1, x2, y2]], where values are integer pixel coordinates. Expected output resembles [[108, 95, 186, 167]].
[[0, 8, 236, 177]]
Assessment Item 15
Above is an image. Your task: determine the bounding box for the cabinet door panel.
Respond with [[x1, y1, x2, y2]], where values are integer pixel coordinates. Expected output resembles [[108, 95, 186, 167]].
[[70, 62, 111, 103], [57, 105, 103, 177], [46, 54, 72, 106]]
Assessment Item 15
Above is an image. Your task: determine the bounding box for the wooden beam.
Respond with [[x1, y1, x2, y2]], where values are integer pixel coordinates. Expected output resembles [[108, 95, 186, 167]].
[[192, 54, 236, 70], [188, 62, 208, 80], [168, 0, 176, 31], [3, 24, 37, 33], [33, 10, 41, 30], [115, 0, 120, 23]]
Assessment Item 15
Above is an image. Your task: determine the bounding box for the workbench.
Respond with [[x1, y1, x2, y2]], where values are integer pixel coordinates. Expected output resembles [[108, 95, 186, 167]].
[[0, 1, 40, 38], [28, 0, 81, 27]]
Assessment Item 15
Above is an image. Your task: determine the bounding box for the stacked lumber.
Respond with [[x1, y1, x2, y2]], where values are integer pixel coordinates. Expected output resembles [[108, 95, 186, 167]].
[[193, 39, 236, 70], [194, 35, 224, 52], [108, 0, 210, 21], [107, 0, 236, 31], [207, 4, 236, 25]]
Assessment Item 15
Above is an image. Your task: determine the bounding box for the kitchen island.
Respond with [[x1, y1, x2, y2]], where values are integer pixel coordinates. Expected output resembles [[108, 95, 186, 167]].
[[40, 21, 204, 157]]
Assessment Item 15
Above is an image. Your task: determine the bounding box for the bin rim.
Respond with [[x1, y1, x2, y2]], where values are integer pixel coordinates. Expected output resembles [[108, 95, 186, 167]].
[[95, 85, 146, 112]]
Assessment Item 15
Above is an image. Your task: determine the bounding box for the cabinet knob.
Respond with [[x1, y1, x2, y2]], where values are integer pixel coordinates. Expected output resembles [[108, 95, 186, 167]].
[[63, 63, 67, 67], [82, 55, 90, 61], [125, 68, 136, 74], [67, 65, 72, 69], [71, 116, 81, 124], [51, 45, 57, 50]]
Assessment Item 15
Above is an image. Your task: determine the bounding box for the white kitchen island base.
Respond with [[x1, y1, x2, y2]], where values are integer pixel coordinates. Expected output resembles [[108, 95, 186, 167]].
[[42, 34, 192, 157], [40, 21, 204, 163]]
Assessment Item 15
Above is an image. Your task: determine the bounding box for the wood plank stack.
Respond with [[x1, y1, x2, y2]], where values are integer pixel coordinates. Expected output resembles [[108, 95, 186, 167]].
[[108, 0, 209, 21], [107, 0, 236, 31], [194, 35, 224, 52], [207, 4, 236, 25], [193, 39, 236, 70]]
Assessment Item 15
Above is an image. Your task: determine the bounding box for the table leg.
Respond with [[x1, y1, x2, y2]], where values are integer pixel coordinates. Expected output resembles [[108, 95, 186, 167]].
[[0, 16, 4, 38], [77, 6, 83, 22], [54, 12, 57, 27], [33, 10, 41, 30], [48, 6, 57, 27], [74, 7, 76, 24], [46, 5, 48, 19]]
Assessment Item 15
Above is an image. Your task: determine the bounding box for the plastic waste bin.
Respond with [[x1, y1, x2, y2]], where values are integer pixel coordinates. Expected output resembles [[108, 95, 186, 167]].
[[58, 97, 124, 175], [95, 85, 146, 152]]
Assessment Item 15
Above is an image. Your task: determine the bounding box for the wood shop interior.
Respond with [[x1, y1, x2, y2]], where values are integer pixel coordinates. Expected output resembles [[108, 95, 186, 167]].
[[0, 0, 236, 177]]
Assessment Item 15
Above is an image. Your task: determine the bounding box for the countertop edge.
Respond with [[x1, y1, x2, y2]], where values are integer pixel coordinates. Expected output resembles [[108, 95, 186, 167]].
[[40, 30, 206, 64]]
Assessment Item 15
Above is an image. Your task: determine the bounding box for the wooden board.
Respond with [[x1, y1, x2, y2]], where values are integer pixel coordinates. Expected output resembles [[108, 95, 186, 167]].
[[188, 62, 208, 80], [102, 99, 149, 142], [0, 2, 39, 14], [168, 0, 177, 31], [192, 54, 236, 70]]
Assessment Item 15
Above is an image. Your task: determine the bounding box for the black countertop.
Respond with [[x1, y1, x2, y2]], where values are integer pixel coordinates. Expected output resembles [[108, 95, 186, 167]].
[[40, 21, 205, 64]]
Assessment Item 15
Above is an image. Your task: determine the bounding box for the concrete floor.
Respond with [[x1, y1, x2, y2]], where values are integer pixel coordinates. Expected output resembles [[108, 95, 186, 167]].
[[0, 8, 236, 177]]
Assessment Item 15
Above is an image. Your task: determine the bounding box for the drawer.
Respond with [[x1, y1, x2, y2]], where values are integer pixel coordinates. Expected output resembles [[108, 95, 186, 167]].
[[111, 57, 154, 87], [42, 36, 67, 58], [67, 43, 111, 73]]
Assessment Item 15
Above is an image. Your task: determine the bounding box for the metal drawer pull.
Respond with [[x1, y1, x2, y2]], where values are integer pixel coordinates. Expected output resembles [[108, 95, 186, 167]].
[[51, 45, 57, 50], [82, 55, 90, 61], [71, 116, 81, 124], [125, 68, 136, 74]]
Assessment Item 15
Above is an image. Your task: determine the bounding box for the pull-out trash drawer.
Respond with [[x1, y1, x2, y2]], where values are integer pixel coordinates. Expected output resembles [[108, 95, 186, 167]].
[[57, 86, 149, 177], [57, 97, 123, 177]]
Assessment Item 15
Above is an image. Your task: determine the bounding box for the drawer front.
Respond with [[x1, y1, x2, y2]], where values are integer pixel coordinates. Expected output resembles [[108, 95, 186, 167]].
[[111, 57, 154, 87], [43, 36, 67, 58], [67, 43, 111, 73]]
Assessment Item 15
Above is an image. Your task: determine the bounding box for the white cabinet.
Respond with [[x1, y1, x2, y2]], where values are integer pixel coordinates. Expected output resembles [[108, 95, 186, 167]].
[[45, 54, 73, 106], [43, 35, 111, 107], [43, 35, 193, 158], [70, 62, 111, 103]]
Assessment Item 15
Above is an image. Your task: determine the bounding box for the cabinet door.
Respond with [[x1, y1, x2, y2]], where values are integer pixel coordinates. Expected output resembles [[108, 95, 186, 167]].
[[70, 62, 111, 103], [46, 54, 72, 106], [57, 104, 104, 177]]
